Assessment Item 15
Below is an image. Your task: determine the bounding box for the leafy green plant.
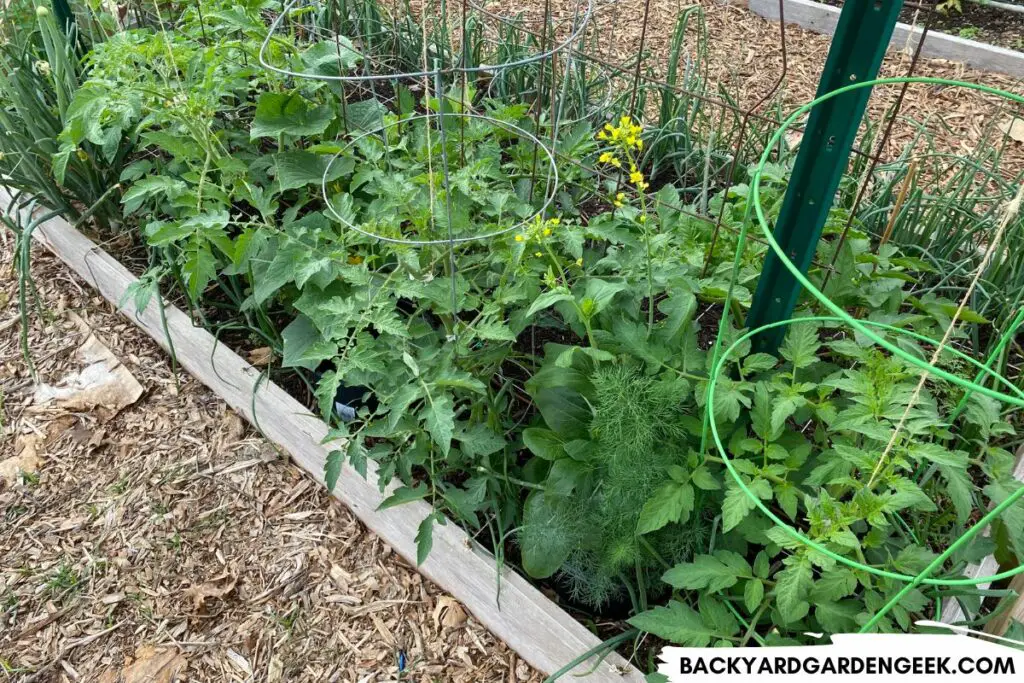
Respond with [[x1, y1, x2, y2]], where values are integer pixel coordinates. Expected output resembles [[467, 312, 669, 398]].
[[0, 7, 125, 227], [5, 0, 1024, 663]]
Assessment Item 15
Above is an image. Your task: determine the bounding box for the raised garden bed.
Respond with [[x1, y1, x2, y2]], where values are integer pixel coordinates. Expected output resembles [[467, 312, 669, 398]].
[[12, 189, 644, 682], [6, 0, 1024, 677], [748, 0, 1024, 78]]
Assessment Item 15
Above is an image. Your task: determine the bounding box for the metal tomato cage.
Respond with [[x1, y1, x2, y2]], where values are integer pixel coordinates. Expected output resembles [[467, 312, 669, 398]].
[[255, 0, 1024, 640]]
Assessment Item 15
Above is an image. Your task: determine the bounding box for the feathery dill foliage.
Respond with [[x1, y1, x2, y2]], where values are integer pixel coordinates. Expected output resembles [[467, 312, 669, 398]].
[[522, 362, 712, 609]]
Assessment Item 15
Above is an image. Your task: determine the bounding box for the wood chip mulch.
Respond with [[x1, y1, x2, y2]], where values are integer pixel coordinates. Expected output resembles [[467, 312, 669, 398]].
[[0, 242, 542, 681]]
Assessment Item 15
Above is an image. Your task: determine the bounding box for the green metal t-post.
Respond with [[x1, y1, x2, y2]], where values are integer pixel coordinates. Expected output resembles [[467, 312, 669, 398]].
[[745, 0, 904, 354]]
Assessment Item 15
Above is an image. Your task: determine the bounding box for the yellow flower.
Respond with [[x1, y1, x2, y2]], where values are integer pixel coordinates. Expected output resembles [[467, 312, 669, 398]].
[[614, 200, 623, 208], [576, 257, 583, 267], [598, 152, 613, 164], [616, 192, 625, 201], [619, 115, 632, 126], [636, 138, 644, 151], [604, 123, 614, 132], [638, 215, 647, 224], [534, 251, 543, 257], [625, 136, 636, 147], [515, 234, 524, 242], [630, 170, 644, 185], [549, 218, 560, 226], [597, 131, 607, 140], [543, 228, 552, 237], [348, 254, 364, 265], [610, 157, 621, 168]]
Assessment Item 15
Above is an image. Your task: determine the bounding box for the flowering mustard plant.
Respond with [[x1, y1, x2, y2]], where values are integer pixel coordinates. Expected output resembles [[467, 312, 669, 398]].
[[597, 115, 656, 331]]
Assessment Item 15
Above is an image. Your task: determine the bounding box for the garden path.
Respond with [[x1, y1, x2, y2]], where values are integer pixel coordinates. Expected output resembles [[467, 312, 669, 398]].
[[0, 245, 542, 682]]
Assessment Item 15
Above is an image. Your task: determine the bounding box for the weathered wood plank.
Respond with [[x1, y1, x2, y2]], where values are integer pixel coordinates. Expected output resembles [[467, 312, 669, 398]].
[[7, 190, 643, 682], [748, 0, 1024, 80], [941, 449, 1024, 629]]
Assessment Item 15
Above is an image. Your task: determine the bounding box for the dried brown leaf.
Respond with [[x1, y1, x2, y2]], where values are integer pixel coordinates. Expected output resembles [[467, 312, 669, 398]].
[[0, 434, 42, 484], [999, 117, 1024, 144], [182, 572, 237, 612], [33, 334, 143, 419], [97, 645, 187, 683], [247, 346, 273, 366], [433, 595, 468, 630]]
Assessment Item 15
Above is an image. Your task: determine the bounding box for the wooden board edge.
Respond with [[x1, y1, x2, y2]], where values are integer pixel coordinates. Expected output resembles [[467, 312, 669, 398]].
[[748, 0, 1024, 80], [941, 448, 1024, 628], [6, 190, 644, 682]]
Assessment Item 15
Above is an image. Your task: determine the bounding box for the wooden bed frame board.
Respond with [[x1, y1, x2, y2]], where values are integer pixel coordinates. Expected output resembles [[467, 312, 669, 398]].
[[748, 0, 1024, 80], [940, 449, 1024, 629], [6, 190, 644, 682]]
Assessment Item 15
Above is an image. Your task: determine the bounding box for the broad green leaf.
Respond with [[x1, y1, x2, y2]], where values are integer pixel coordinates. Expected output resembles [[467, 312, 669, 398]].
[[325, 448, 343, 492], [281, 315, 336, 370], [779, 323, 820, 369], [301, 38, 362, 75], [691, 465, 721, 490], [775, 558, 813, 624], [272, 150, 353, 191], [378, 484, 429, 510], [657, 290, 696, 340], [637, 482, 694, 534], [183, 240, 216, 302], [347, 438, 368, 479], [546, 458, 587, 497], [628, 601, 716, 647], [520, 491, 575, 578], [750, 382, 775, 441], [522, 428, 564, 461], [699, 593, 740, 636], [744, 578, 765, 613], [581, 278, 627, 317], [415, 512, 437, 565], [533, 386, 592, 440], [939, 463, 974, 525], [711, 377, 752, 424], [743, 353, 778, 374], [815, 600, 861, 633], [770, 397, 800, 436], [722, 478, 770, 532], [777, 481, 800, 518], [386, 383, 422, 431], [810, 568, 858, 602], [314, 368, 342, 420], [253, 240, 305, 305], [434, 370, 486, 394], [525, 289, 573, 318], [344, 97, 388, 132], [909, 443, 969, 469], [473, 318, 517, 342], [986, 480, 1024, 561], [251, 92, 335, 139], [662, 553, 746, 592], [422, 394, 456, 455], [455, 424, 506, 457]]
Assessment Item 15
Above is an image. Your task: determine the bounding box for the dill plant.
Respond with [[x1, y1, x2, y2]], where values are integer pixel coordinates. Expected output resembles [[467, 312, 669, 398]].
[[520, 356, 714, 610]]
